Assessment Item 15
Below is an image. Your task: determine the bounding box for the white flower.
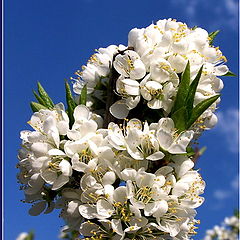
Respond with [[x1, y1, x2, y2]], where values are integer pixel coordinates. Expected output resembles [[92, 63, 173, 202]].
[[154, 118, 194, 154], [140, 74, 177, 112], [108, 119, 165, 161], [67, 105, 102, 141], [150, 58, 178, 84], [109, 96, 140, 119], [116, 77, 140, 96], [40, 151, 72, 190], [113, 50, 146, 79]]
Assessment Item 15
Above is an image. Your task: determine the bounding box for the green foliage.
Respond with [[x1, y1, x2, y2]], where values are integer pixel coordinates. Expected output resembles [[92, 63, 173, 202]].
[[79, 84, 87, 105], [30, 102, 47, 112], [208, 30, 220, 45], [171, 61, 190, 114], [185, 65, 203, 116], [186, 94, 220, 129], [33, 91, 46, 106], [223, 71, 237, 77], [24, 231, 34, 240], [65, 80, 77, 127], [37, 82, 54, 108], [171, 106, 188, 132], [171, 63, 220, 132]]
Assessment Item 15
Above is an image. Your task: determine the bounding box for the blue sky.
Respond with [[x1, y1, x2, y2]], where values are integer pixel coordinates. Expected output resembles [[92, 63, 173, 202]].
[[4, 0, 238, 239]]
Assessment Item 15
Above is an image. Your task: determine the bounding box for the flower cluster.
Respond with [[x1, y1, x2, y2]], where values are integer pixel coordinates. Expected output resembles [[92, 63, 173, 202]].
[[17, 18, 231, 240], [72, 18, 228, 128], [203, 214, 239, 240], [18, 105, 204, 239]]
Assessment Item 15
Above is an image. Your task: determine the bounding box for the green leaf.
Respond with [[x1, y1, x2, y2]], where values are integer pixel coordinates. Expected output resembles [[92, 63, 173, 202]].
[[199, 146, 207, 156], [172, 106, 188, 132], [187, 95, 220, 128], [223, 71, 237, 77], [191, 26, 198, 30], [33, 91, 46, 106], [65, 81, 77, 126], [208, 30, 220, 45], [37, 82, 54, 108], [79, 84, 87, 105], [171, 61, 190, 114], [30, 102, 47, 112], [186, 65, 203, 116], [25, 232, 34, 240]]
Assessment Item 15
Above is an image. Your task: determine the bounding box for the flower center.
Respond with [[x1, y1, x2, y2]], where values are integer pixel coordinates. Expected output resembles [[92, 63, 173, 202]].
[[48, 157, 63, 172], [135, 186, 153, 204], [137, 135, 156, 158], [113, 201, 133, 222], [79, 148, 93, 164]]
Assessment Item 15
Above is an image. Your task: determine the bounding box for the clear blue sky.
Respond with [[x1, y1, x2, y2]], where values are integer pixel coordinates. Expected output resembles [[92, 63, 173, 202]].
[[4, 0, 238, 239]]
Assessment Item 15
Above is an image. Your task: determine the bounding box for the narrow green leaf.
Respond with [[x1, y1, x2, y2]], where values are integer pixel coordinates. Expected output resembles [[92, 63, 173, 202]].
[[172, 106, 188, 132], [171, 61, 190, 114], [33, 91, 46, 106], [223, 71, 237, 77], [79, 84, 87, 105], [208, 30, 220, 45], [187, 95, 220, 128], [182, 147, 196, 156], [186, 65, 203, 116], [65, 81, 77, 126], [191, 26, 198, 30], [199, 146, 207, 156], [30, 102, 47, 112], [37, 82, 54, 108], [25, 231, 34, 240]]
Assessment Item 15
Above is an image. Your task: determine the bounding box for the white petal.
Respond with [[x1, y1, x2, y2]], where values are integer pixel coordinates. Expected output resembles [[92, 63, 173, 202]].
[[110, 100, 129, 119], [152, 200, 168, 218], [43, 116, 56, 133], [172, 182, 189, 197], [41, 169, 57, 184], [111, 219, 124, 235], [121, 169, 137, 181], [214, 65, 229, 76], [48, 149, 66, 156], [157, 129, 173, 150], [74, 105, 90, 121], [79, 222, 99, 236], [155, 166, 173, 176], [52, 175, 69, 190], [102, 171, 116, 185], [67, 200, 80, 217], [31, 142, 50, 157], [144, 202, 158, 216], [177, 160, 194, 178], [146, 151, 165, 161], [113, 186, 128, 203], [147, 99, 162, 109], [121, 79, 140, 96], [59, 160, 72, 176], [79, 204, 97, 219], [72, 153, 88, 172], [96, 199, 114, 218]]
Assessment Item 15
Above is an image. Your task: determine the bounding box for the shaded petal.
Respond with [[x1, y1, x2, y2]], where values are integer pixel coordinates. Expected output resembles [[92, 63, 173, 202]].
[[41, 169, 57, 184], [74, 105, 90, 121], [52, 175, 69, 190], [157, 129, 173, 150], [29, 201, 47, 216], [146, 151, 165, 161], [110, 100, 129, 119]]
